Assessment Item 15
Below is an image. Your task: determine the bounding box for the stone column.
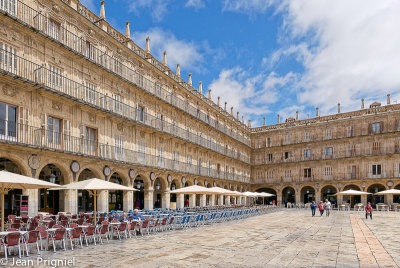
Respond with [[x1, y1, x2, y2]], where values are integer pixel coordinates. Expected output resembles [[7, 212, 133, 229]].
[[123, 191, 133, 212], [276, 192, 282, 206], [189, 194, 196, 207], [337, 195, 343, 206], [64, 190, 78, 214], [144, 189, 154, 210], [385, 194, 393, 206], [199, 194, 207, 207], [97, 190, 108, 213], [25, 189, 38, 217], [218, 195, 224, 205], [210, 194, 216, 206], [162, 191, 170, 209], [361, 195, 367, 205], [176, 194, 184, 209], [315, 189, 321, 203], [295, 192, 301, 204], [225, 195, 230, 205], [236, 196, 241, 205]]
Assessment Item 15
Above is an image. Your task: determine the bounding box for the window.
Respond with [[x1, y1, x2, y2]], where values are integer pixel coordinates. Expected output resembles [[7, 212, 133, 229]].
[[174, 151, 179, 162], [84, 82, 96, 105], [372, 164, 382, 175], [284, 134, 291, 144], [347, 126, 354, 137], [137, 105, 144, 122], [207, 160, 211, 176], [137, 73, 144, 87], [113, 57, 122, 74], [372, 142, 380, 152], [156, 147, 164, 167], [114, 94, 123, 114], [284, 170, 292, 178], [84, 126, 97, 154], [257, 138, 263, 148], [324, 129, 332, 139], [48, 116, 62, 145], [0, 42, 17, 73], [266, 137, 271, 147], [372, 122, 381, 133], [325, 147, 333, 156], [351, 165, 357, 179], [266, 170, 274, 180], [284, 152, 290, 159], [138, 141, 146, 164], [0, 0, 17, 15], [324, 167, 333, 176], [0, 102, 16, 139], [186, 155, 192, 166], [48, 19, 61, 40], [49, 64, 62, 89], [266, 153, 273, 162], [304, 168, 312, 178], [114, 134, 124, 160], [85, 41, 95, 60], [304, 149, 311, 159]]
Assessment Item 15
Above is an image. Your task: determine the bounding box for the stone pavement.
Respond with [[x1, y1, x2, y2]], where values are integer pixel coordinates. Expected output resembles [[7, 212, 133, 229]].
[[7, 210, 400, 268]]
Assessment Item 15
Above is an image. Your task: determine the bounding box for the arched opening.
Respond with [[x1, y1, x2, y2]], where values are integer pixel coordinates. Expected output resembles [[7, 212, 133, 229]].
[[256, 188, 277, 205], [301, 186, 315, 204], [170, 180, 177, 209], [77, 169, 96, 212], [38, 164, 65, 214], [133, 176, 145, 209], [153, 178, 163, 209], [320, 185, 337, 206], [394, 184, 400, 203], [367, 184, 386, 208], [109, 173, 123, 211], [282, 186, 295, 205], [343, 184, 361, 207], [0, 158, 22, 216]]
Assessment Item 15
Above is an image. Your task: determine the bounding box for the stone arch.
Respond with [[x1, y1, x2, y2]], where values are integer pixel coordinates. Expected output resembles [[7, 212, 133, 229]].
[[76, 166, 102, 181], [37, 161, 71, 184], [394, 183, 400, 203], [109, 172, 124, 211], [367, 183, 387, 206], [342, 184, 361, 207], [255, 187, 277, 205], [282, 186, 295, 204], [343, 184, 361, 191], [0, 154, 30, 176], [300, 185, 316, 203], [320, 185, 337, 203]]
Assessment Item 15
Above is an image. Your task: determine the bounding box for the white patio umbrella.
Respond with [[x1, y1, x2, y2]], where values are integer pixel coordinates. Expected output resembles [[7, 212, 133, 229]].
[[334, 189, 371, 196], [170, 185, 222, 195], [0, 170, 61, 231], [374, 189, 400, 195], [52, 178, 137, 225]]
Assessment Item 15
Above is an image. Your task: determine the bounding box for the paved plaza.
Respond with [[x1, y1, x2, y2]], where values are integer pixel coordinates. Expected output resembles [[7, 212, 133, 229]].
[[15, 210, 400, 268]]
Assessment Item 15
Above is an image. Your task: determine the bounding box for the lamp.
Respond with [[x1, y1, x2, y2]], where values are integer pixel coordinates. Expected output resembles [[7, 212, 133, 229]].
[[155, 181, 160, 190], [327, 189, 331, 193], [49, 173, 56, 184], [306, 190, 309, 194], [375, 187, 378, 193], [171, 183, 176, 190], [287, 190, 291, 195], [136, 181, 141, 189]]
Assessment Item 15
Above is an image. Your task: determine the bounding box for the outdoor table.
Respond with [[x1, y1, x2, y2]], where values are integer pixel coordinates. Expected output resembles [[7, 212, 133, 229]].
[[377, 204, 389, 211]]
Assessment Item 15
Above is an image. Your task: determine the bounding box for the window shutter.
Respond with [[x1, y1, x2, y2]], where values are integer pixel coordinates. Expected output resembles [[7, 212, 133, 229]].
[[79, 125, 86, 137], [368, 123, 372, 134], [380, 121, 384, 133], [144, 107, 148, 124], [40, 113, 47, 129]]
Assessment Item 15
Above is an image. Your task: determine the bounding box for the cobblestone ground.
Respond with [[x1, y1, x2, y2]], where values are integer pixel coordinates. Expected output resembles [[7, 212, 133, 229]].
[[6, 210, 400, 268]]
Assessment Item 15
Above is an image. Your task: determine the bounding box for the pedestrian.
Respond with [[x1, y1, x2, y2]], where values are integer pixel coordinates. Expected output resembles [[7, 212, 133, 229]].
[[272, 200, 276, 206], [318, 201, 324, 216], [184, 198, 189, 207], [324, 199, 331, 217], [365, 202, 373, 220], [310, 201, 316, 217]]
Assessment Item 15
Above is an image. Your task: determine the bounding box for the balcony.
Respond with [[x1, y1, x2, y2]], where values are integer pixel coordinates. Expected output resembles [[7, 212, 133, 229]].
[[0, 0, 251, 147]]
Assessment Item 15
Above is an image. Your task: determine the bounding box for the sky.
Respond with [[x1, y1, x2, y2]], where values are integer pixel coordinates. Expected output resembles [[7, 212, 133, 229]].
[[81, 0, 400, 127]]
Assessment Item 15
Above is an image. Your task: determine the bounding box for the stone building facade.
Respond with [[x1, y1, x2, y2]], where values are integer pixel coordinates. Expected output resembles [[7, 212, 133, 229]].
[[0, 0, 399, 216]]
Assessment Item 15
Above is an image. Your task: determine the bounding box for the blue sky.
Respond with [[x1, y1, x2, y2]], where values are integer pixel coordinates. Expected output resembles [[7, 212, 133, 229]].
[[82, 0, 400, 127]]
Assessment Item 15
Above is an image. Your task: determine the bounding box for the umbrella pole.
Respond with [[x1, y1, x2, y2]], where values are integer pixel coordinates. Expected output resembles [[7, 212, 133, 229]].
[[1, 185, 4, 232], [94, 190, 97, 226]]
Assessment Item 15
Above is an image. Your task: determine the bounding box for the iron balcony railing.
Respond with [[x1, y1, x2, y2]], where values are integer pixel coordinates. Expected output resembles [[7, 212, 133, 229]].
[[0, 0, 251, 147], [0, 119, 250, 182], [252, 146, 400, 166], [0, 48, 250, 164]]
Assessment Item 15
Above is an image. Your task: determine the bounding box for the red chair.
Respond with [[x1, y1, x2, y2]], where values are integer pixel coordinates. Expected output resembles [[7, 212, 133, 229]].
[[50, 229, 66, 252], [96, 223, 109, 244], [83, 226, 96, 246], [47, 220, 55, 229], [36, 226, 48, 250], [166, 217, 174, 231], [21, 215, 29, 224], [68, 227, 83, 250], [159, 218, 167, 232], [53, 224, 64, 229], [77, 218, 84, 225], [139, 220, 150, 236], [128, 221, 137, 238], [11, 223, 20, 230], [60, 220, 69, 228], [23, 230, 40, 256], [1, 232, 21, 260], [6, 228, 18, 231], [7, 215, 16, 224], [115, 222, 128, 240], [69, 223, 78, 228]]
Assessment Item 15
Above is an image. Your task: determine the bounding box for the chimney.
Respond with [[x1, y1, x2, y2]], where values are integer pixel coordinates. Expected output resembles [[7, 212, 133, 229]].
[[296, 111, 299, 120], [176, 64, 180, 77], [277, 114, 280, 124], [230, 107, 233, 116], [125, 21, 131, 39], [199, 81, 202, 94], [316, 107, 319, 117], [361, 98, 365, 109], [208, 89, 211, 100], [188, 73, 192, 86], [224, 102, 227, 111], [163, 51, 167, 66], [237, 111, 239, 120], [145, 37, 150, 53], [100, 0, 106, 20], [387, 94, 391, 105], [337, 103, 341, 113], [263, 117, 266, 126], [248, 120, 251, 127], [217, 96, 220, 107]]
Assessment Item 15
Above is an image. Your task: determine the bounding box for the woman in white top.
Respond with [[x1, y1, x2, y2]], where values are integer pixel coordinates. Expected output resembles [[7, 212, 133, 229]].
[[324, 199, 331, 217]]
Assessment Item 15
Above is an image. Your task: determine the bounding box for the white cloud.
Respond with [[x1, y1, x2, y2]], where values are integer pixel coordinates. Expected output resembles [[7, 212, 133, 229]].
[[185, 0, 205, 9], [134, 28, 205, 72], [129, 0, 170, 23], [222, 0, 277, 16]]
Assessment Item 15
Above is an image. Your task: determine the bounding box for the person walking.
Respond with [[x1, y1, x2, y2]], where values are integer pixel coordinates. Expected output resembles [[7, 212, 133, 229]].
[[325, 199, 331, 217], [318, 201, 324, 216], [310, 201, 316, 217], [365, 202, 373, 220]]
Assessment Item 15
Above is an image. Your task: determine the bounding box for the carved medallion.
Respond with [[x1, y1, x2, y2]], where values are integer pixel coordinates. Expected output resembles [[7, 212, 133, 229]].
[[28, 155, 40, 170], [2, 84, 16, 97], [52, 101, 62, 111]]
